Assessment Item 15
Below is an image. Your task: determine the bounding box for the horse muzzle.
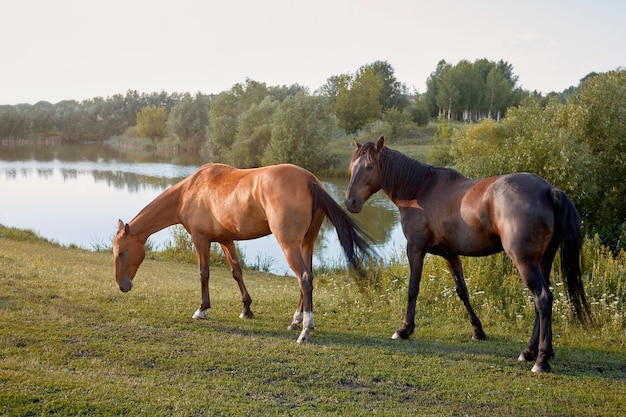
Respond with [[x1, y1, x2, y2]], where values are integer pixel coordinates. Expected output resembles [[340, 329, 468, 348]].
[[117, 279, 133, 293], [344, 197, 363, 213]]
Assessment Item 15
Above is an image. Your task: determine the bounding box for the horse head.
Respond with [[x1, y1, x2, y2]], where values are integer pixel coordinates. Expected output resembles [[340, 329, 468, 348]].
[[113, 219, 146, 293], [345, 135, 385, 213]]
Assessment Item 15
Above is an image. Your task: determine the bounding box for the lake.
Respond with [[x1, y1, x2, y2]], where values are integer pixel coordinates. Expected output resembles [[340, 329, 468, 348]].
[[0, 143, 406, 275]]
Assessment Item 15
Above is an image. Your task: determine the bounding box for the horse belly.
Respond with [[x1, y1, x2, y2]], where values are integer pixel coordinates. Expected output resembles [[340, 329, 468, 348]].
[[435, 221, 503, 257]]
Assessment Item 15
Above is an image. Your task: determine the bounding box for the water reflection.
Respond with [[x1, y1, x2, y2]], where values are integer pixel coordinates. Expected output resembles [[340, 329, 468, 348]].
[[0, 143, 405, 274]]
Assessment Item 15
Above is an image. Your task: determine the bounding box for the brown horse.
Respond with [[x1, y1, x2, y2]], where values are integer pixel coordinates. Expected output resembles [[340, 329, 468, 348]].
[[345, 136, 592, 372], [114, 163, 371, 343]]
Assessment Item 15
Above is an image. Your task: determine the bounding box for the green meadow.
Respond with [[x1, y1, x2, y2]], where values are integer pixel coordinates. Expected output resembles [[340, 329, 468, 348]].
[[1, 225, 624, 416]]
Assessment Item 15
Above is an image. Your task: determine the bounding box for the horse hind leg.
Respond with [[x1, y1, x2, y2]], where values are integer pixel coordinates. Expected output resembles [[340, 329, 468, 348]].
[[277, 238, 315, 343], [220, 242, 253, 319], [447, 256, 486, 340], [287, 229, 317, 332], [518, 245, 558, 368], [288, 295, 303, 330], [516, 262, 554, 373]]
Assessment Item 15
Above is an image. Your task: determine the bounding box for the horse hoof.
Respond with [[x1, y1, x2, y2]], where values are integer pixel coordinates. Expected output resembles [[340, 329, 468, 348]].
[[297, 329, 312, 343], [239, 311, 254, 319], [192, 310, 206, 320], [287, 323, 301, 331], [392, 329, 410, 340], [518, 349, 537, 362], [472, 330, 487, 340], [531, 363, 550, 373]]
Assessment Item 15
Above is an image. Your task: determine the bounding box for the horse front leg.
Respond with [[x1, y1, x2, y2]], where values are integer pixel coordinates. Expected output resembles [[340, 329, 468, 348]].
[[392, 244, 425, 340], [446, 256, 486, 340], [220, 242, 253, 318], [193, 264, 211, 319], [192, 239, 211, 320]]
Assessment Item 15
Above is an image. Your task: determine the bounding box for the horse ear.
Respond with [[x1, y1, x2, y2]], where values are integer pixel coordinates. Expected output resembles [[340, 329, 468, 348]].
[[375, 136, 385, 151], [352, 137, 361, 149], [117, 219, 130, 235]]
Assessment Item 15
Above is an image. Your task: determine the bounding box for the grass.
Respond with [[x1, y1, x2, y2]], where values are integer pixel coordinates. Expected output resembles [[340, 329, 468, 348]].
[[1, 226, 625, 416]]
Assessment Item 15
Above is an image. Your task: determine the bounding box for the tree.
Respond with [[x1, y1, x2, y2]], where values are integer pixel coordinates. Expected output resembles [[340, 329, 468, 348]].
[[205, 79, 269, 161], [425, 59, 449, 117], [382, 107, 414, 141], [168, 93, 209, 150], [408, 94, 430, 126], [435, 62, 459, 119], [451, 59, 483, 120], [484, 67, 511, 120], [228, 96, 277, 167], [333, 67, 383, 134], [262, 92, 334, 171], [359, 60, 409, 111], [573, 69, 626, 248], [427, 58, 521, 121], [136, 105, 168, 140]]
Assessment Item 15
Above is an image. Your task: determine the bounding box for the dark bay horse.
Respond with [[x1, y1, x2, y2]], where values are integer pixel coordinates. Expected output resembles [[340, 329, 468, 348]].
[[345, 136, 592, 372], [114, 163, 371, 343]]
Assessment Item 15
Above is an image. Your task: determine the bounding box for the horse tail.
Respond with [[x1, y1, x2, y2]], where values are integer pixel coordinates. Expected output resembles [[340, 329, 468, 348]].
[[552, 188, 594, 326], [309, 181, 373, 274]]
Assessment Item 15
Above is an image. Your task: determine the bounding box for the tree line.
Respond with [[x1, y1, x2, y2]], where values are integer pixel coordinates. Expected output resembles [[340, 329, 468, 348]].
[[0, 59, 522, 157]]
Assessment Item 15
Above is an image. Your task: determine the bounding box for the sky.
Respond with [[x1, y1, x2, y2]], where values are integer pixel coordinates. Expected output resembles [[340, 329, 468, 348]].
[[1, 0, 624, 105]]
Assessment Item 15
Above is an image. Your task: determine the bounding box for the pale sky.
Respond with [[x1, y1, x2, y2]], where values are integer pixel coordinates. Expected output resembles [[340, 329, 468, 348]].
[[2, 0, 624, 105]]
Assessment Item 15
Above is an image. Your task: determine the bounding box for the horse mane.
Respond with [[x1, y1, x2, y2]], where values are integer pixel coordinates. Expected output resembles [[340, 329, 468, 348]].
[[375, 144, 463, 200]]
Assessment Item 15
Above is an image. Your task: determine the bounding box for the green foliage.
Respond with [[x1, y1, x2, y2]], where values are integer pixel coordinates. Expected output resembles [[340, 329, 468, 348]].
[[332, 67, 384, 133], [381, 108, 415, 141], [428, 117, 455, 166], [167, 93, 209, 150], [572, 70, 626, 248], [227, 96, 277, 167], [426, 58, 521, 121], [359, 60, 409, 111], [407, 95, 431, 126], [205, 91, 242, 160], [262, 92, 334, 171], [136, 105, 168, 140]]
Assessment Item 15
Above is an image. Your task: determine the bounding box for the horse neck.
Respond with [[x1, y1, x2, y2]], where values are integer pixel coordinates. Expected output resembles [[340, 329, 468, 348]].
[[379, 149, 432, 200], [129, 184, 182, 241]]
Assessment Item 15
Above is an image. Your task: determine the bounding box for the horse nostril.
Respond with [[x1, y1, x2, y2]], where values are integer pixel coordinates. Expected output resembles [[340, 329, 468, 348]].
[[118, 280, 133, 293], [345, 198, 360, 213]]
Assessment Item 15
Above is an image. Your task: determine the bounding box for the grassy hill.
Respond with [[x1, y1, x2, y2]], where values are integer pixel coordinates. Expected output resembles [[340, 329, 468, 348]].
[[1, 228, 624, 416]]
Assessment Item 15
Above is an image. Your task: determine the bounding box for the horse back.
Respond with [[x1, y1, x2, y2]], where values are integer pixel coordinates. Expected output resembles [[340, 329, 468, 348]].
[[414, 172, 556, 256], [178, 163, 320, 240]]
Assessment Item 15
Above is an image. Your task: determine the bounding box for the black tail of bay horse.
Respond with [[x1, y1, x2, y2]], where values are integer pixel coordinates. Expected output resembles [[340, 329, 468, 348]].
[[345, 136, 593, 372], [553, 188, 592, 325]]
